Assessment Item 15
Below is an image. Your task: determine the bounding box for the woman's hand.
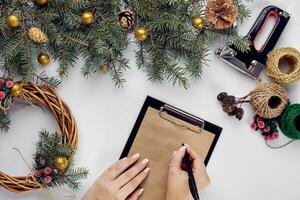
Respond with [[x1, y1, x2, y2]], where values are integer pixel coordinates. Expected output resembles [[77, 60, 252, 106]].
[[165, 145, 210, 200], [82, 153, 150, 200]]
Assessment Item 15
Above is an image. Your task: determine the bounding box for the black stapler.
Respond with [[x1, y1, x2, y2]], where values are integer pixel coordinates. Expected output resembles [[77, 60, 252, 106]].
[[216, 6, 290, 79]]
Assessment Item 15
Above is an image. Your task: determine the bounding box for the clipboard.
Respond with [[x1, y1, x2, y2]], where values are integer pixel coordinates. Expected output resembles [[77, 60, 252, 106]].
[[120, 96, 222, 199]]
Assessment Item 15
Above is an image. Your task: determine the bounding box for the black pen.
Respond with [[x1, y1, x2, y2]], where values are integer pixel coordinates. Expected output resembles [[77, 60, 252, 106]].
[[182, 144, 200, 200]]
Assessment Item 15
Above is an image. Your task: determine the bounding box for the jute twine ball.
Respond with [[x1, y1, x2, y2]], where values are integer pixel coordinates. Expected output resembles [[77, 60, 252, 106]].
[[249, 82, 289, 119], [266, 47, 300, 86]]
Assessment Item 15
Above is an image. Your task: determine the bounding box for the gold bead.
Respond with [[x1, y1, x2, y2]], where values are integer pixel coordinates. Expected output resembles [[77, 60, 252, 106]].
[[37, 53, 50, 65], [82, 11, 94, 26], [7, 14, 20, 28], [54, 157, 69, 171], [35, 0, 48, 6], [10, 82, 24, 97], [135, 27, 149, 41], [192, 16, 205, 30]]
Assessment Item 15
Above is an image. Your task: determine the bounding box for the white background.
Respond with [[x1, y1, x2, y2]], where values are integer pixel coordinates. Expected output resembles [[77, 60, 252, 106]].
[[1, 0, 300, 199]]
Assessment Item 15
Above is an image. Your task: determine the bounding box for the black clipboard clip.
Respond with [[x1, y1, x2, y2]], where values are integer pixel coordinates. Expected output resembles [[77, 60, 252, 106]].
[[159, 104, 205, 134]]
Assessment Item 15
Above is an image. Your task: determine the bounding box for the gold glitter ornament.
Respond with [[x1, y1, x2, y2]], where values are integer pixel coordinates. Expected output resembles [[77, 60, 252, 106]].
[[28, 27, 48, 43], [135, 27, 149, 41], [54, 157, 69, 171], [10, 82, 24, 97], [37, 53, 50, 65], [82, 11, 95, 26], [35, 0, 48, 6], [7, 14, 20, 28], [192, 16, 205, 30]]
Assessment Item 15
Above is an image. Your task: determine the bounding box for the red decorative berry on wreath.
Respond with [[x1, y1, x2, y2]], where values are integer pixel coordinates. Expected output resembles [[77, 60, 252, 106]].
[[44, 176, 52, 184], [0, 91, 6, 100], [44, 167, 52, 175], [6, 80, 14, 88], [35, 170, 42, 178]]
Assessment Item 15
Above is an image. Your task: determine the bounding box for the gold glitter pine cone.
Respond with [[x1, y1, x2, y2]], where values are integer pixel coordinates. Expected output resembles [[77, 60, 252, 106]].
[[205, 0, 238, 30], [28, 27, 48, 43]]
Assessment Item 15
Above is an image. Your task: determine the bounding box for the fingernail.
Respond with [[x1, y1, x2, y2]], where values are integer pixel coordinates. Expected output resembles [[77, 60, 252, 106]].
[[132, 153, 140, 159], [144, 167, 150, 173], [138, 188, 144, 196], [179, 146, 186, 151], [142, 158, 149, 165], [121, 157, 127, 160]]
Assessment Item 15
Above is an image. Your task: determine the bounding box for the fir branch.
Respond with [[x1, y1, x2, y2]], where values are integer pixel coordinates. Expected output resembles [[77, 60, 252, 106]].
[[33, 72, 61, 87], [62, 32, 89, 47]]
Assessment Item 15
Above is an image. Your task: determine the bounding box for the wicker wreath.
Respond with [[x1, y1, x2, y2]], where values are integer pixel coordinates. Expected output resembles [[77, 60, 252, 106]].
[[0, 81, 87, 193]]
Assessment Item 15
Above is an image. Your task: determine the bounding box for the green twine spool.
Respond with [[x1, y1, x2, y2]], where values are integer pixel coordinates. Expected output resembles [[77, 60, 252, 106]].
[[279, 104, 300, 140]]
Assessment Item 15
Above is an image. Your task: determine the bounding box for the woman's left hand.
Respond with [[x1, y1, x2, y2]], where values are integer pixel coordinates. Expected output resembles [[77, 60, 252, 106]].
[[82, 153, 150, 200]]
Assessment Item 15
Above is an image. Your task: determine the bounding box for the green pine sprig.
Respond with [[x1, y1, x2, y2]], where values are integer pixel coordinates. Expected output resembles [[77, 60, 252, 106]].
[[33, 130, 89, 191]]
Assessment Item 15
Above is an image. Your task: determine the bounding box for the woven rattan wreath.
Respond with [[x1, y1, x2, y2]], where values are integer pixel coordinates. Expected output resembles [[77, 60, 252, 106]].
[[0, 80, 88, 193]]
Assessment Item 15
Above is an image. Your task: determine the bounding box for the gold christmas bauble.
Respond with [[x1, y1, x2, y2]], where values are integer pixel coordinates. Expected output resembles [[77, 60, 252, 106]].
[[37, 53, 50, 65], [35, 0, 48, 6], [7, 14, 20, 28], [117, 10, 135, 29], [82, 11, 94, 26], [11, 82, 24, 97], [54, 157, 69, 171], [135, 27, 149, 41], [192, 16, 205, 30]]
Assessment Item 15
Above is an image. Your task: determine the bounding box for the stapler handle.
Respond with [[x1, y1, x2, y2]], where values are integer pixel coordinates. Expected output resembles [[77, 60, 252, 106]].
[[246, 5, 290, 54]]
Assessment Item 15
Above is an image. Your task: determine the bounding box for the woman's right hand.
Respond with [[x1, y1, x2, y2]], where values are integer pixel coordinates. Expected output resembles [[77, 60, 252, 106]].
[[165, 145, 210, 200], [82, 153, 150, 200]]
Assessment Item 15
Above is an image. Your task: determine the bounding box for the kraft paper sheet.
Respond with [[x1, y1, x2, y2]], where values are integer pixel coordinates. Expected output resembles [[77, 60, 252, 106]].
[[127, 107, 215, 200]]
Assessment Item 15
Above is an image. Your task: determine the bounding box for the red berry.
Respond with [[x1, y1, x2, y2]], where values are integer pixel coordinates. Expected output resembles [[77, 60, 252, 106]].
[[257, 121, 265, 129], [263, 126, 271, 133], [0, 91, 6, 100], [267, 135, 273, 140], [251, 123, 257, 130], [35, 170, 42, 177], [256, 117, 263, 122], [0, 79, 4, 84], [5, 80, 14, 88], [273, 133, 279, 139], [44, 167, 52, 175], [44, 176, 52, 184]]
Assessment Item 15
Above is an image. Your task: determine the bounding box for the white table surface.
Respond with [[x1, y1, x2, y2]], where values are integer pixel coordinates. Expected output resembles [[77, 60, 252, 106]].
[[1, 0, 300, 199]]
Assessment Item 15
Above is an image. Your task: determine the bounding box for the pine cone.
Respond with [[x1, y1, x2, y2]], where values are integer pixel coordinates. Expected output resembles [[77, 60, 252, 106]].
[[28, 27, 48, 43], [205, 0, 238, 29]]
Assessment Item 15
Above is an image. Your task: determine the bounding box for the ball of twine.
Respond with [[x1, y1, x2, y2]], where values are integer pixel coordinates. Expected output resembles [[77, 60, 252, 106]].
[[249, 82, 289, 119], [279, 104, 300, 140], [266, 47, 300, 86]]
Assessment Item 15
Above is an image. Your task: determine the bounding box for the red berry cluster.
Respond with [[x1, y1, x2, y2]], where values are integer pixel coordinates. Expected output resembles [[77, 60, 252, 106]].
[[34, 154, 60, 185], [34, 167, 56, 184], [251, 115, 279, 140], [0, 78, 14, 100]]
